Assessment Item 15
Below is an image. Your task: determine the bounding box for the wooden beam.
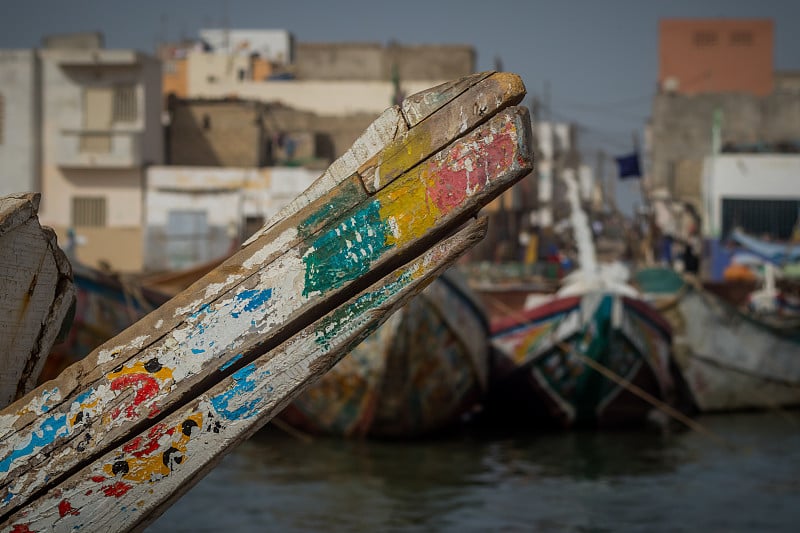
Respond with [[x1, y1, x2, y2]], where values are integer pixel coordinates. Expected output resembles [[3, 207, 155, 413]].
[[0, 75, 532, 528], [0, 193, 75, 409], [2, 220, 486, 533]]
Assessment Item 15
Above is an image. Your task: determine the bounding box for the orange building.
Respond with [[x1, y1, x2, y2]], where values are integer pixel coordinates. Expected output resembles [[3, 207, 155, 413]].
[[659, 19, 773, 96]]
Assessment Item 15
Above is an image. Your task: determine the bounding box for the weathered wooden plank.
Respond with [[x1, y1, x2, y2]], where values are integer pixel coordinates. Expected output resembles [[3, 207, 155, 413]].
[[358, 72, 526, 193], [0, 106, 532, 518], [0, 193, 75, 409], [401, 71, 494, 127], [0, 219, 486, 533]]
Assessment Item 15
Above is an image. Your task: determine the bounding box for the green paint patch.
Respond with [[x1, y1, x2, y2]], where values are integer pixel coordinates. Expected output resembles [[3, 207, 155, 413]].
[[314, 269, 414, 349], [302, 200, 391, 297], [298, 178, 365, 240]]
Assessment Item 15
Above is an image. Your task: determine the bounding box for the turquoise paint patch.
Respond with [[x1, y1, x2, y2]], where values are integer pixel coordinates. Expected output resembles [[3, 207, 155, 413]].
[[231, 288, 273, 318], [219, 353, 244, 372], [191, 348, 205, 354], [303, 200, 391, 297], [0, 413, 69, 473], [210, 364, 271, 420], [315, 269, 413, 349]]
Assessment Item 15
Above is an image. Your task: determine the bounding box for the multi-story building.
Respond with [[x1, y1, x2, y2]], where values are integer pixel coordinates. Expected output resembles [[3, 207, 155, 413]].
[[649, 19, 800, 214], [0, 33, 163, 272]]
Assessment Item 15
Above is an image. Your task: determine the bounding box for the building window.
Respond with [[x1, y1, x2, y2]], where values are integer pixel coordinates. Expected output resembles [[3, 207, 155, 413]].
[[72, 197, 107, 227], [693, 31, 718, 47], [164, 60, 177, 74], [113, 85, 137, 122], [730, 31, 753, 46]]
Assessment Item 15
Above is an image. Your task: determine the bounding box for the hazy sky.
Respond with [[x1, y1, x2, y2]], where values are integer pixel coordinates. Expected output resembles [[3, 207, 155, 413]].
[[2, 0, 799, 211]]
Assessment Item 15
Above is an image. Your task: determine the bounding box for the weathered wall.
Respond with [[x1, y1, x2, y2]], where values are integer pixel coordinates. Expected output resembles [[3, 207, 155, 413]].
[[659, 19, 773, 96], [145, 166, 319, 270], [650, 92, 800, 200], [294, 42, 474, 81], [0, 50, 40, 195], [168, 99, 378, 168], [168, 100, 266, 167]]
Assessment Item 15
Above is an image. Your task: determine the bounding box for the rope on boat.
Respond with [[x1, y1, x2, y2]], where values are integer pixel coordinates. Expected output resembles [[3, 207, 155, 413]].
[[484, 294, 733, 448], [554, 342, 733, 448]]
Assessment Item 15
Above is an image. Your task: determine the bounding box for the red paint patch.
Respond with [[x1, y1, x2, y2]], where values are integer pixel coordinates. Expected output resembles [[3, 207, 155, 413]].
[[427, 130, 515, 213], [91, 475, 106, 483], [10, 525, 33, 533], [102, 481, 132, 498], [85, 490, 93, 496], [58, 499, 80, 517], [123, 423, 169, 458], [109, 373, 161, 419]]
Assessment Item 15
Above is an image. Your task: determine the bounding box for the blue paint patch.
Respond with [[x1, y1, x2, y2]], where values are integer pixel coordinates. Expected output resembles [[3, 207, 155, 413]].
[[3, 491, 13, 504], [209, 364, 271, 420], [231, 288, 273, 318], [191, 348, 205, 355], [38, 387, 60, 413], [190, 303, 211, 320], [303, 200, 390, 297], [74, 388, 94, 406], [219, 353, 244, 372], [0, 413, 69, 473]]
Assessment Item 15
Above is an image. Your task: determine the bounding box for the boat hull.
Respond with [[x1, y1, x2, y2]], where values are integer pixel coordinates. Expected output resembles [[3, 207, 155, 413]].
[[489, 292, 687, 428], [279, 271, 489, 438], [652, 276, 800, 412]]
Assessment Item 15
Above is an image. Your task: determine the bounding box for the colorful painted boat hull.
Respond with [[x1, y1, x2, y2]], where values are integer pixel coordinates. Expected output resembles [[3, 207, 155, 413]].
[[279, 270, 489, 438], [635, 268, 800, 412], [489, 292, 690, 428]]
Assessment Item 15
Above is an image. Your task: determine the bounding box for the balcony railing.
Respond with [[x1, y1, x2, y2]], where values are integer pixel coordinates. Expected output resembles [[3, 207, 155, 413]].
[[58, 129, 142, 168]]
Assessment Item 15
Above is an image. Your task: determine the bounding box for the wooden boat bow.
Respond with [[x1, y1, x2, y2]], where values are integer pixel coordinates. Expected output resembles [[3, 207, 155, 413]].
[[0, 72, 532, 531]]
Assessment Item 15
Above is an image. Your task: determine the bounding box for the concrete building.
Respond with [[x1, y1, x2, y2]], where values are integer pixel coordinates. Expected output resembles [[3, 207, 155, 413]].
[[0, 35, 164, 272], [0, 50, 40, 196], [649, 19, 800, 210], [701, 153, 800, 279], [166, 97, 380, 169], [145, 166, 318, 271], [176, 35, 475, 117], [702, 154, 800, 239], [659, 19, 773, 96]]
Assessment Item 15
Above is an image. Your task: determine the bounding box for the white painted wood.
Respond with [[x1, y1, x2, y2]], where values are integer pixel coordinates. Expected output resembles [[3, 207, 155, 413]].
[[0, 74, 533, 529], [1, 221, 486, 533]]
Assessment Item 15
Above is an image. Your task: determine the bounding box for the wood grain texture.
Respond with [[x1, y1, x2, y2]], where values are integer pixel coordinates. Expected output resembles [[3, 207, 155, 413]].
[[0, 193, 75, 409], [401, 71, 494, 127], [359, 72, 526, 193], [1, 220, 486, 533]]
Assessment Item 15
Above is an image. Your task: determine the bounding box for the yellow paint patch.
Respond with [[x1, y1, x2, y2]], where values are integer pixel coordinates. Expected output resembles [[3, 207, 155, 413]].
[[107, 361, 173, 383], [104, 412, 203, 483]]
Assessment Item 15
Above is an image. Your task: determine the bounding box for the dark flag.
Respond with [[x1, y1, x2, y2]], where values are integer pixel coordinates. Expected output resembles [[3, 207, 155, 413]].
[[614, 152, 641, 179]]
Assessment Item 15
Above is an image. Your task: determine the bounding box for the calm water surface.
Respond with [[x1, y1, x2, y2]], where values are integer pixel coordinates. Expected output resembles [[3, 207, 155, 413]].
[[148, 412, 800, 532]]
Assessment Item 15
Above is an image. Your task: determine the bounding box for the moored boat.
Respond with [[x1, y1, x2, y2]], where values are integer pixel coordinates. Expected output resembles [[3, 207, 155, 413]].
[[279, 270, 490, 438], [488, 288, 690, 428], [484, 171, 694, 429], [634, 267, 800, 412]]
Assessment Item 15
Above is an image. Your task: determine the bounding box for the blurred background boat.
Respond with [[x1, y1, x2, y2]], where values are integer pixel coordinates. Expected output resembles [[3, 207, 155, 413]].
[[279, 270, 490, 438], [634, 267, 800, 412]]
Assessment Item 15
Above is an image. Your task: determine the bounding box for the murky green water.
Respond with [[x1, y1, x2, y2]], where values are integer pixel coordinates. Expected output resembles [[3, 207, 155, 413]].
[[148, 412, 800, 532]]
